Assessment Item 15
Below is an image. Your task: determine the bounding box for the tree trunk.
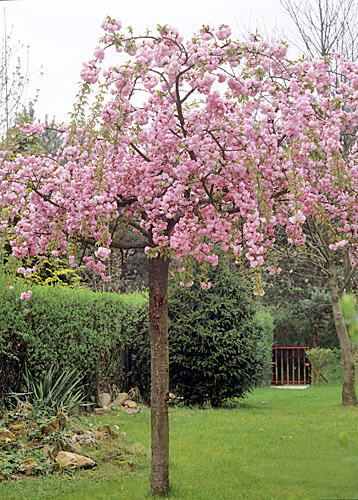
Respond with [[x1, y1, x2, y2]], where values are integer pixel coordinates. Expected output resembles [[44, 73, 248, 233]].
[[327, 257, 357, 406], [148, 254, 170, 494]]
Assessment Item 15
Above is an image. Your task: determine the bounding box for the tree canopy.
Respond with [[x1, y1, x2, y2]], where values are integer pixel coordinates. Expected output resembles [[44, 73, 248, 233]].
[[2, 22, 358, 283]]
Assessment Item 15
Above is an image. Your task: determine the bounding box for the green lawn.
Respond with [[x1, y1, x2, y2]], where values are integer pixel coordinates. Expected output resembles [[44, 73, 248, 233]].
[[1, 385, 357, 499]]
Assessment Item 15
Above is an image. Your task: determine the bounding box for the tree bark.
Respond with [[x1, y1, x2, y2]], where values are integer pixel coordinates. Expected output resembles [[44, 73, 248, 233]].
[[148, 254, 170, 494], [327, 257, 357, 406]]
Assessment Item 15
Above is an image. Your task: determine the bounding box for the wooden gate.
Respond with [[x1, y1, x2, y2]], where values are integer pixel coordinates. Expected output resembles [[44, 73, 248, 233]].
[[271, 347, 310, 385]]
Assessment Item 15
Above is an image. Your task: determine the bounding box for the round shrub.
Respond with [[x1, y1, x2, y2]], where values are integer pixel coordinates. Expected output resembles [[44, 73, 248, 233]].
[[168, 260, 272, 407]]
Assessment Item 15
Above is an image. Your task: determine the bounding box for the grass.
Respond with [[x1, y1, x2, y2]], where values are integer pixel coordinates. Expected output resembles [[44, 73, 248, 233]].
[[0, 384, 357, 499]]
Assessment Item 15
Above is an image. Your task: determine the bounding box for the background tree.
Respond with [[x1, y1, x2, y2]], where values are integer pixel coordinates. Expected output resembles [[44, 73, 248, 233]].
[[3, 18, 358, 494], [0, 12, 36, 139], [276, 0, 358, 405], [281, 0, 358, 60], [261, 226, 338, 347]]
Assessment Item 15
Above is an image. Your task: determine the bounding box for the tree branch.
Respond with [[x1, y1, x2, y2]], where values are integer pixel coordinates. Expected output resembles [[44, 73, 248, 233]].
[[339, 260, 358, 295], [81, 236, 154, 250], [130, 141, 151, 162]]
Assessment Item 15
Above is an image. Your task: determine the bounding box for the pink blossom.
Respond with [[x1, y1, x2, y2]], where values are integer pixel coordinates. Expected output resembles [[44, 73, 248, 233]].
[[94, 45, 105, 62], [215, 25, 231, 41], [329, 240, 349, 250], [80, 61, 100, 84], [20, 123, 45, 135], [94, 247, 111, 260], [20, 290, 32, 300], [288, 212, 306, 225], [69, 255, 77, 268]]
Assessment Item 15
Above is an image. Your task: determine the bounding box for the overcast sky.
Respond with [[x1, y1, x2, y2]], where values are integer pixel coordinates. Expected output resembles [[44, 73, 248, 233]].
[[1, 0, 297, 123]]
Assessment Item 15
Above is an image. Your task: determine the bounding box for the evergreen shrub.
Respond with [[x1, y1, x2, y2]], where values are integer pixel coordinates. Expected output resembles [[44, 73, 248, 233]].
[[0, 278, 150, 407], [168, 261, 273, 407]]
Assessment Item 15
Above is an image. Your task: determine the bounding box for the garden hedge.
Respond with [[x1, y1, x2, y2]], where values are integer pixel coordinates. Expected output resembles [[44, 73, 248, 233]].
[[0, 278, 150, 407]]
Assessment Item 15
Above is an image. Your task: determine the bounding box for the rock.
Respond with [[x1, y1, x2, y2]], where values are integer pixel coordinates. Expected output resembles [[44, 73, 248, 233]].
[[56, 412, 69, 430], [96, 424, 119, 438], [94, 408, 108, 415], [55, 451, 96, 469], [123, 408, 139, 414], [74, 430, 98, 448], [0, 428, 17, 449], [43, 443, 54, 460], [9, 424, 25, 433], [19, 458, 38, 475], [42, 412, 69, 436], [42, 419, 58, 436], [111, 392, 128, 409], [59, 433, 82, 454], [124, 400, 137, 409], [99, 392, 111, 408]]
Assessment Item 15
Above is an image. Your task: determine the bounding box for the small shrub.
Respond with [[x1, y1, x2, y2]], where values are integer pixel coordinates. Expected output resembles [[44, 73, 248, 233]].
[[309, 347, 339, 384], [8, 364, 89, 416]]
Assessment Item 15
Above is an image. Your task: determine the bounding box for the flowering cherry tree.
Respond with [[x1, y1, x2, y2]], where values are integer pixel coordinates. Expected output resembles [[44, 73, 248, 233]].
[[2, 18, 358, 493]]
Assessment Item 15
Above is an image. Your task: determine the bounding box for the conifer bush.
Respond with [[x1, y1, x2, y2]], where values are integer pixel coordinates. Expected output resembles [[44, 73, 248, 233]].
[[168, 261, 273, 407]]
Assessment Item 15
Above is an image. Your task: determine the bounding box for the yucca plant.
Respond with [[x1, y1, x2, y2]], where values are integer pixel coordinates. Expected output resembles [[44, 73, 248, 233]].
[[8, 364, 91, 415]]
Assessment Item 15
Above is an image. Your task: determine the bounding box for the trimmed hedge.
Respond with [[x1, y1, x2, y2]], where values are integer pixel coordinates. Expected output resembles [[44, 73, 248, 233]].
[[0, 278, 150, 406]]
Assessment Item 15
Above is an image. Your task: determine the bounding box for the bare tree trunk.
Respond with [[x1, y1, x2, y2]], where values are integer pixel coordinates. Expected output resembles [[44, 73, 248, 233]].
[[327, 257, 357, 406], [148, 254, 170, 494]]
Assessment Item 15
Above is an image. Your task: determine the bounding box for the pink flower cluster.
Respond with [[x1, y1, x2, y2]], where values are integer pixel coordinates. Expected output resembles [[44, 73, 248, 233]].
[[20, 290, 32, 300], [20, 123, 46, 135], [80, 61, 100, 84], [1, 19, 358, 292], [94, 247, 111, 260], [329, 240, 349, 250], [17, 266, 36, 277]]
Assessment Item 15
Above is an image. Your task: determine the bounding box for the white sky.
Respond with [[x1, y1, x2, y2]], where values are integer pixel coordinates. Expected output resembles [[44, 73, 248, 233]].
[[1, 0, 297, 124]]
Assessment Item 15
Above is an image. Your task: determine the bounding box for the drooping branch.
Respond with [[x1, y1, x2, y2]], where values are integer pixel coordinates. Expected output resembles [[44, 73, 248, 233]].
[[306, 217, 331, 263], [339, 259, 358, 295], [81, 236, 154, 250]]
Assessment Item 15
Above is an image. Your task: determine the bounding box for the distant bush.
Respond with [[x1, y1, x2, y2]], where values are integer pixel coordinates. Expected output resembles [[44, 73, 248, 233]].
[[168, 260, 273, 407], [0, 278, 150, 408], [308, 347, 341, 384]]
